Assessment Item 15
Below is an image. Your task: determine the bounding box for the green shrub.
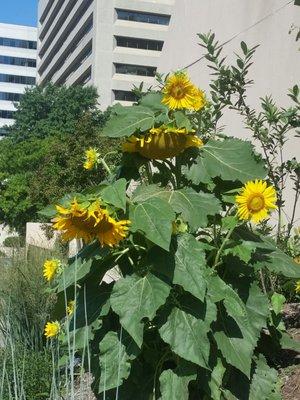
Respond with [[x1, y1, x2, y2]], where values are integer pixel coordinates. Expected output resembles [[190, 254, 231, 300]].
[[2, 236, 23, 248], [0, 345, 53, 400]]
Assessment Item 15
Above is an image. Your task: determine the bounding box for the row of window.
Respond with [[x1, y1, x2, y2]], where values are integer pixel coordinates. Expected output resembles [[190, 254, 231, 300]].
[[0, 37, 37, 50], [115, 63, 156, 77], [116, 36, 163, 51], [0, 110, 15, 119], [0, 127, 8, 135], [0, 92, 22, 101], [0, 54, 36, 68], [116, 9, 170, 26], [0, 73, 36, 85], [114, 90, 137, 102]]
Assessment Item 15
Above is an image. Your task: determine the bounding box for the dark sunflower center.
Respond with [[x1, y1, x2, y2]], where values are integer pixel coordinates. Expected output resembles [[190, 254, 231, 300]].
[[248, 195, 265, 212], [170, 84, 186, 99]]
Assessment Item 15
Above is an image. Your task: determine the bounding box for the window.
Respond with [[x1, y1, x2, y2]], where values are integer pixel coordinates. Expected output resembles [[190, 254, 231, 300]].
[[114, 90, 137, 102], [0, 55, 36, 68], [0, 110, 15, 119], [0, 92, 22, 101], [116, 9, 170, 25], [115, 63, 156, 77], [115, 36, 163, 51], [0, 37, 37, 49], [0, 74, 36, 85]]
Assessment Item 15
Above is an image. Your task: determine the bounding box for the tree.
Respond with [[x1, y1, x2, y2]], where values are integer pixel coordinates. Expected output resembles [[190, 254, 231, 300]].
[[0, 84, 118, 234]]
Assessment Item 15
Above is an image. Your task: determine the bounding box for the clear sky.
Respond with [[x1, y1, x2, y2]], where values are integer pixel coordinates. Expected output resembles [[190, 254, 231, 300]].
[[0, 0, 38, 27]]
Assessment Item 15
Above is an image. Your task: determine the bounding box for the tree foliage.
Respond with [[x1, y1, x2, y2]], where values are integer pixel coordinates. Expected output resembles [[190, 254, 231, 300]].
[[0, 84, 119, 233]]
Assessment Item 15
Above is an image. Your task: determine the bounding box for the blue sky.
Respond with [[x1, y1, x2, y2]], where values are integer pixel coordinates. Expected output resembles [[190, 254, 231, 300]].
[[0, 0, 38, 27]]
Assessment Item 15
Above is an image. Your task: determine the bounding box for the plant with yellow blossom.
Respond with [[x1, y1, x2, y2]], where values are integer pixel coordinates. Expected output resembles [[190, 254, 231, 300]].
[[41, 49, 300, 399], [83, 147, 100, 170], [43, 258, 61, 281], [44, 321, 60, 339]]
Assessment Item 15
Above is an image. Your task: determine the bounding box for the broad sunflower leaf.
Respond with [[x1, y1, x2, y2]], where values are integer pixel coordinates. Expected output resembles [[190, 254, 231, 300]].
[[234, 228, 300, 278], [173, 234, 208, 301], [102, 106, 155, 138], [163, 188, 221, 231], [174, 111, 193, 130], [159, 361, 197, 400], [131, 184, 167, 203], [110, 273, 171, 347], [249, 355, 279, 400], [139, 92, 167, 113], [129, 197, 175, 251], [100, 178, 127, 211], [184, 138, 266, 184], [97, 330, 139, 393], [223, 241, 257, 263], [209, 277, 268, 378], [159, 297, 216, 368]]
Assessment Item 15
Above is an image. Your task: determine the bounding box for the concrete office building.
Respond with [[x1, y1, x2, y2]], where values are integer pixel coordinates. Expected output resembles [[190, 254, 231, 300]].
[[0, 23, 37, 136]]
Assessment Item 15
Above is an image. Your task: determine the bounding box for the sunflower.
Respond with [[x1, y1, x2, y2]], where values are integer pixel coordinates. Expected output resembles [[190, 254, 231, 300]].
[[295, 281, 300, 295], [236, 180, 277, 223], [44, 321, 60, 339], [83, 147, 100, 170], [66, 300, 75, 316], [122, 125, 203, 160], [162, 72, 206, 111], [43, 259, 61, 282], [53, 198, 130, 247]]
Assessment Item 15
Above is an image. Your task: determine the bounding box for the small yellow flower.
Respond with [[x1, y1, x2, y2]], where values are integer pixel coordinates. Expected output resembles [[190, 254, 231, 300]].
[[66, 300, 75, 316], [122, 125, 203, 160], [172, 219, 188, 234], [294, 256, 300, 265], [295, 281, 300, 294], [43, 259, 61, 282], [236, 180, 277, 223], [83, 147, 100, 170], [162, 72, 206, 111], [53, 198, 130, 247], [44, 321, 60, 339]]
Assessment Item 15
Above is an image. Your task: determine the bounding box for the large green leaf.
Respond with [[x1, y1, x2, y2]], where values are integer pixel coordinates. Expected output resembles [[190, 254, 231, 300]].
[[129, 197, 175, 251], [164, 188, 221, 231], [184, 138, 266, 184], [100, 179, 127, 211], [249, 355, 278, 400], [173, 234, 208, 301], [102, 106, 155, 138], [132, 185, 221, 231], [209, 277, 267, 378], [159, 362, 196, 400], [110, 273, 171, 347], [97, 330, 139, 393], [159, 297, 216, 368]]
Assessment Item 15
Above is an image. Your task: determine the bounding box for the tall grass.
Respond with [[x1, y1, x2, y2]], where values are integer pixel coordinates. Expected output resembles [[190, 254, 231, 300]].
[[0, 244, 98, 400]]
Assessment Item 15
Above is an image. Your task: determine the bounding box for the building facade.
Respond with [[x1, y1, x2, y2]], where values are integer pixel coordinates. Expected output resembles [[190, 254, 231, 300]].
[[0, 23, 37, 136]]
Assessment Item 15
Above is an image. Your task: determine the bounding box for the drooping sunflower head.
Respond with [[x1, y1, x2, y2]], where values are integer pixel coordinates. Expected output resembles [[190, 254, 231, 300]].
[[53, 198, 130, 247], [43, 259, 61, 282], [122, 125, 203, 160], [236, 179, 277, 223], [83, 147, 100, 170], [295, 281, 300, 295], [44, 321, 60, 339], [162, 72, 206, 111]]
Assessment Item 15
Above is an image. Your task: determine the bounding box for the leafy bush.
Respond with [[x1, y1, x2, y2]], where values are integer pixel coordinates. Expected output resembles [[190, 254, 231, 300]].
[[0, 345, 53, 400], [42, 35, 300, 400]]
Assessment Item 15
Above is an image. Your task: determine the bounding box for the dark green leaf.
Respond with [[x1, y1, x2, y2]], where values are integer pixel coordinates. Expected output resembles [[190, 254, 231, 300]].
[[249, 355, 278, 400], [111, 273, 171, 347], [102, 106, 155, 138], [100, 178, 127, 211], [129, 197, 175, 251], [159, 365, 196, 400]]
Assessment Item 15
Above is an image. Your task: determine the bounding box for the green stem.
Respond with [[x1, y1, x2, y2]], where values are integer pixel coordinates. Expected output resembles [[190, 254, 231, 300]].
[[213, 225, 236, 268], [99, 157, 112, 175]]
